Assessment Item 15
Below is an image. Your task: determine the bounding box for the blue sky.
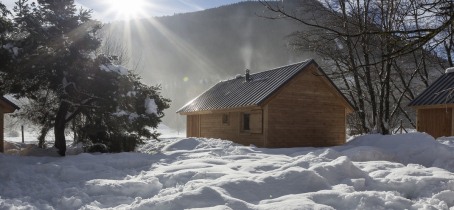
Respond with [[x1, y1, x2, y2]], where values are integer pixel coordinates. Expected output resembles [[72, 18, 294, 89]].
[[2, 0, 246, 22]]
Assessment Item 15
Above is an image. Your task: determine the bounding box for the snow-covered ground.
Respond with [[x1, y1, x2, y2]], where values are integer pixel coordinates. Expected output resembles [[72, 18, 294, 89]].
[[2, 133, 454, 209], [4, 124, 185, 144]]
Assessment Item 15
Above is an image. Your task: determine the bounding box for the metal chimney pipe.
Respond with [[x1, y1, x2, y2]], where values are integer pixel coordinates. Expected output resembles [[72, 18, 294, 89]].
[[245, 69, 250, 82]]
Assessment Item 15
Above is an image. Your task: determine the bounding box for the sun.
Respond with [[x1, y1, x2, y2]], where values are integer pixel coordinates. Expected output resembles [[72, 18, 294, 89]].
[[110, 0, 146, 18]]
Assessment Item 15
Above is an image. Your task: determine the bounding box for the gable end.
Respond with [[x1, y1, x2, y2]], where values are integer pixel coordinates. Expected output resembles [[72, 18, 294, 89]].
[[259, 62, 355, 114]]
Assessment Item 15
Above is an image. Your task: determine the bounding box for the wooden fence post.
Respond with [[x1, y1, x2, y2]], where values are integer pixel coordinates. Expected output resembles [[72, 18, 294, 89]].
[[21, 125, 24, 143], [394, 119, 408, 134]]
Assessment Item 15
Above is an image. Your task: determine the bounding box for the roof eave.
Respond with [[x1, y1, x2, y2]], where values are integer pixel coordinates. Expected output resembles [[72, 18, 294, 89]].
[[0, 96, 20, 112], [178, 104, 261, 115], [257, 59, 357, 113]]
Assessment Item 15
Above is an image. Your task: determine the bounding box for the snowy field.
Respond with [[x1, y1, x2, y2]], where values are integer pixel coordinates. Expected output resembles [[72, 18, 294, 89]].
[[2, 132, 454, 209], [3, 124, 185, 145]]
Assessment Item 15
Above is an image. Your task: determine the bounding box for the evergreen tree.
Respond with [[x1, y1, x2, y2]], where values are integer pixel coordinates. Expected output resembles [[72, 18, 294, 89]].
[[0, 2, 14, 75], [1, 0, 171, 156]]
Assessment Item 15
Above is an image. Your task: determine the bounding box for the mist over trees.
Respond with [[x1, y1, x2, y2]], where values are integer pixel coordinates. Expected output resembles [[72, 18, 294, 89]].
[[101, 1, 310, 127]]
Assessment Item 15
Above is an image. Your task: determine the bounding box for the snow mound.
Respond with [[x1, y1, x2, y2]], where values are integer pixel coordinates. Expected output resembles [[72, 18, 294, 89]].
[[437, 136, 454, 147], [17, 145, 60, 157], [341, 146, 399, 162], [2, 133, 454, 209], [343, 133, 454, 167], [65, 142, 84, 156], [433, 157, 454, 172], [161, 138, 200, 152], [3, 141, 19, 151], [86, 177, 162, 198]]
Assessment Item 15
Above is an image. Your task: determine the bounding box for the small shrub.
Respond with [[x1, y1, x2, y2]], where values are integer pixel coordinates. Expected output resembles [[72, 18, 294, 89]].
[[84, 143, 108, 153]]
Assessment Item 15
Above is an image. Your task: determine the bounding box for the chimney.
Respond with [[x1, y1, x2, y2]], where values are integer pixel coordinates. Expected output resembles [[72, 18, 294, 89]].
[[245, 69, 251, 82]]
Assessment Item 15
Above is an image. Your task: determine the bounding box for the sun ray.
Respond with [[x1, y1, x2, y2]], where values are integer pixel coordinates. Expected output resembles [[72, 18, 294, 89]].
[[143, 18, 222, 77], [98, 0, 155, 21]]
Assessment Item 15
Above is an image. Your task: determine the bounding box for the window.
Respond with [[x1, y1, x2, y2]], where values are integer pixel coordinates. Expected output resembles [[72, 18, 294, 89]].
[[222, 113, 229, 124], [239, 110, 262, 134], [243, 114, 250, 131]]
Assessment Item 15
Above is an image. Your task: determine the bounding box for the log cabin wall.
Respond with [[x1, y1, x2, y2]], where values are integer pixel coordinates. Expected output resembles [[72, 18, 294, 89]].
[[186, 108, 265, 147], [200, 111, 264, 147], [416, 108, 452, 139], [266, 65, 347, 148]]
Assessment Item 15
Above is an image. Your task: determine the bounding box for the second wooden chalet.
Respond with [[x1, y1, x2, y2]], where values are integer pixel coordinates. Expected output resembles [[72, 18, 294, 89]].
[[0, 96, 20, 153], [177, 59, 356, 148], [409, 68, 454, 138]]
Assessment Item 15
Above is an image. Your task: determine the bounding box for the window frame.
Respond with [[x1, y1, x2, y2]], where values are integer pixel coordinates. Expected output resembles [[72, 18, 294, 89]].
[[222, 113, 229, 125], [239, 112, 251, 134], [243, 113, 251, 131]]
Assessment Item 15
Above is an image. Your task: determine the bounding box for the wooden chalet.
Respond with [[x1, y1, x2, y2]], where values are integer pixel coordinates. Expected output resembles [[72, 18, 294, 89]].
[[0, 96, 19, 153], [409, 68, 454, 138], [177, 59, 356, 148]]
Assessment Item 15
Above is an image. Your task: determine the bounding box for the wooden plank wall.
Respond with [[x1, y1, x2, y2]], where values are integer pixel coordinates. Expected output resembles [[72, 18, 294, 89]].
[[267, 66, 346, 148], [417, 108, 452, 139], [186, 115, 200, 137], [199, 112, 265, 147], [250, 110, 263, 134]]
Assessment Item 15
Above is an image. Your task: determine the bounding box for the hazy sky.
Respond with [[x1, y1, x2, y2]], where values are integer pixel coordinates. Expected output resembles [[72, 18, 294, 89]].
[[2, 0, 246, 22]]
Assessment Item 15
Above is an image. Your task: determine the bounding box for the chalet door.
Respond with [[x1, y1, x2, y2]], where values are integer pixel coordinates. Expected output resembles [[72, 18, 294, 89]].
[[187, 115, 200, 137]]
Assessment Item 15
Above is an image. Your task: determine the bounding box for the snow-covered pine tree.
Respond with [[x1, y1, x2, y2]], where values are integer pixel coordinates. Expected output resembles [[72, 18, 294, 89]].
[[1, 0, 170, 155]]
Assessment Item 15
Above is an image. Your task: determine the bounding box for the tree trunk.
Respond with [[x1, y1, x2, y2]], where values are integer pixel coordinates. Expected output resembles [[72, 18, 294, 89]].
[[38, 125, 51, 148], [55, 101, 69, 156], [340, 0, 369, 134]]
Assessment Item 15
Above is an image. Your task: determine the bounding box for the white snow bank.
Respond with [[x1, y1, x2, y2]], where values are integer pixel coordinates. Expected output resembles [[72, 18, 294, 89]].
[[341, 146, 399, 162], [161, 138, 200, 151], [86, 177, 162, 198], [340, 133, 454, 167], [2, 133, 454, 209], [437, 136, 454, 147]]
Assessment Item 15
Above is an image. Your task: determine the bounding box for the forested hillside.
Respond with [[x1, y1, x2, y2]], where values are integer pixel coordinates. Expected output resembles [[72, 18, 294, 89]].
[[104, 1, 310, 124]]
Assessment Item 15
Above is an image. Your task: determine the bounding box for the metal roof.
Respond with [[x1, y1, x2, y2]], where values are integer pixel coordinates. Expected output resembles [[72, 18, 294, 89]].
[[408, 72, 454, 107], [0, 96, 20, 110], [177, 59, 355, 113]]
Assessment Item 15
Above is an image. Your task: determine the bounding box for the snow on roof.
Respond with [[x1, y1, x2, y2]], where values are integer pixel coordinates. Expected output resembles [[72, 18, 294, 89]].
[[446, 67, 454, 74]]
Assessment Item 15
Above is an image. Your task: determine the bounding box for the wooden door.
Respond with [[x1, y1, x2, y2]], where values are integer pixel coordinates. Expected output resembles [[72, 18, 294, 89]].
[[186, 115, 200, 137]]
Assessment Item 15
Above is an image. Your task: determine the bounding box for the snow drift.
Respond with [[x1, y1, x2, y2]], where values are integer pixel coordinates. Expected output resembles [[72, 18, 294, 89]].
[[1, 133, 454, 209]]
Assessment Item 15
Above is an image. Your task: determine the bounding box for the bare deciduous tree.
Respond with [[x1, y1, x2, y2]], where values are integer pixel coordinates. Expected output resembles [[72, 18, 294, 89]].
[[96, 29, 130, 66], [259, 0, 452, 134], [170, 114, 186, 135]]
